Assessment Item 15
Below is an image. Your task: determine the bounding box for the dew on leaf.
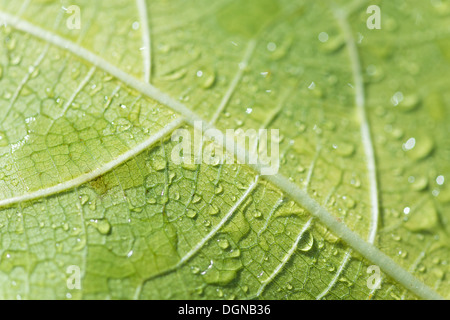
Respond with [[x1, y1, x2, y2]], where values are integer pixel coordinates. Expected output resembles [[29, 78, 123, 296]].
[[151, 156, 167, 171], [91, 219, 112, 235], [404, 135, 434, 160], [333, 142, 355, 157], [436, 175, 444, 186], [191, 266, 200, 274], [214, 184, 224, 195], [404, 199, 438, 232], [209, 204, 219, 215], [161, 68, 187, 81], [228, 249, 241, 258], [398, 94, 420, 112], [253, 210, 262, 218], [298, 231, 313, 252], [10, 55, 21, 65], [186, 209, 197, 219], [409, 176, 428, 191], [0, 131, 8, 147]]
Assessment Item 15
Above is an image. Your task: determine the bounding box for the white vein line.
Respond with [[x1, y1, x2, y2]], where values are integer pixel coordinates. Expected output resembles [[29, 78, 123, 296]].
[[177, 175, 259, 267], [0, 11, 443, 300], [61, 66, 96, 115], [334, 8, 379, 245], [136, 0, 151, 83], [209, 39, 257, 125], [1, 44, 49, 123], [316, 249, 352, 300], [254, 218, 313, 298], [0, 117, 184, 207]]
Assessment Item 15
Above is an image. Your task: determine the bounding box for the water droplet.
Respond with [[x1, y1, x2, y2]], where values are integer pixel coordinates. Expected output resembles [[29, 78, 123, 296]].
[[192, 194, 202, 204], [404, 199, 438, 232], [196, 66, 216, 89], [402, 137, 416, 151], [161, 68, 187, 81], [398, 94, 420, 112], [436, 175, 445, 186], [115, 118, 132, 133], [318, 32, 329, 42], [88, 200, 96, 211], [44, 87, 54, 98], [89, 83, 102, 96], [10, 55, 21, 65], [334, 142, 355, 157], [191, 266, 200, 274], [214, 184, 223, 195], [410, 176, 428, 191], [151, 156, 167, 171], [218, 239, 229, 250], [228, 249, 241, 258], [321, 35, 345, 53], [92, 219, 111, 235], [79, 194, 89, 205], [253, 210, 262, 218], [298, 231, 313, 252], [404, 135, 434, 160], [342, 195, 356, 209], [182, 163, 197, 171]]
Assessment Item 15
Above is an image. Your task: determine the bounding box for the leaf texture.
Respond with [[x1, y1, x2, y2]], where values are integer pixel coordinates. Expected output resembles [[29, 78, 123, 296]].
[[0, 0, 448, 300]]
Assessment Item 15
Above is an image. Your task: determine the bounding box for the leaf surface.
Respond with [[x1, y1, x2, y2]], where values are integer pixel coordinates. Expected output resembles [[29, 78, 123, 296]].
[[0, 0, 448, 299]]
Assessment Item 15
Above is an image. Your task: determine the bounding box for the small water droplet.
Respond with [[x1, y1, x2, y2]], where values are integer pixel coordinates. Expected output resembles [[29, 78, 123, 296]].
[[298, 231, 313, 252], [218, 239, 229, 250], [404, 135, 434, 160], [191, 266, 200, 274], [186, 209, 197, 219], [253, 210, 262, 218], [93, 219, 111, 235], [215, 184, 223, 195]]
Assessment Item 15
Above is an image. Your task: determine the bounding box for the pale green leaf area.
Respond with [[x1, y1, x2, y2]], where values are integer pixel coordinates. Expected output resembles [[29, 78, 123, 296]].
[[0, 0, 448, 300]]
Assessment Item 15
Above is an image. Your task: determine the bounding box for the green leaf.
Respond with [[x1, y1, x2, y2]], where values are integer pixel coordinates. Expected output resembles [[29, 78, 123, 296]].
[[0, 0, 448, 300]]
